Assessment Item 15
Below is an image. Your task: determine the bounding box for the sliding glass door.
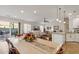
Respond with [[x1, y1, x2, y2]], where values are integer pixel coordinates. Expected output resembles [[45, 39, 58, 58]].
[[0, 20, 19, 38], [0, 21, 10, 38], [10, 22, 19, 36], [0, 20, 32, 38]]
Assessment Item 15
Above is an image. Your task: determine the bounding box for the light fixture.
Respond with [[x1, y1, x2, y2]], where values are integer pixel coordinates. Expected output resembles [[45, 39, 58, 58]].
[[56, 7, 61, 22], [56, 18, 59, 21], [34, 10, 37, 14], [20, 10, 24, 13], [56, 7, 59, 22], [44, 18, 49, 23], [63, 21, 66, 23], [59, 20, 61, 23], [73, 10, 76, 18], [63, 11, 66, 24]]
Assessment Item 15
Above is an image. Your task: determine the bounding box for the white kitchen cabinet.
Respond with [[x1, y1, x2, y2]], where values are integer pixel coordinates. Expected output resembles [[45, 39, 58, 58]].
[[66, 33, 79, 42]]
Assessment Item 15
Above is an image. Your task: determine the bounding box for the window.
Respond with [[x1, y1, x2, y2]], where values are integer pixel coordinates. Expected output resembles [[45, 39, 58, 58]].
[[24, 24, 31, 33]]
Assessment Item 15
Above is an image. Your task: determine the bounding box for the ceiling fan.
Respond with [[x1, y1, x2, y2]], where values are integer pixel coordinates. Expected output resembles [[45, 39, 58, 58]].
[[43, 18, 49, 23]]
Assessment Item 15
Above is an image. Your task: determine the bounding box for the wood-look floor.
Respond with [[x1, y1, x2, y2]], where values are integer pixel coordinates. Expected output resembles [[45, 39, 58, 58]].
[[63, 42, 79, 54]]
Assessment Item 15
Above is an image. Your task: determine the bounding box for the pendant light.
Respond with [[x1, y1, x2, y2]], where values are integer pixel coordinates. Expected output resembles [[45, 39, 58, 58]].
[[63, 10, 66, 24], [56, 7, 59, 21], [73, 10, 76, 18], [56, 7, 62, 23], [59, 8, 62, 23], [63, 21, 66, 23], [43, 18, 46, 32]]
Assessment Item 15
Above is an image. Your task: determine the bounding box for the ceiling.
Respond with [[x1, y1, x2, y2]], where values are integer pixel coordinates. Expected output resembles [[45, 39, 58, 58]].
[[0, 5, 79, 24]]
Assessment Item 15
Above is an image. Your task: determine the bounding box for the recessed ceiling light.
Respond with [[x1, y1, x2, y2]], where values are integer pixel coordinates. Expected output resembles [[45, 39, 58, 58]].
[[20, 10, 24, 13], [56, 18, 59, 21], [34, 10, 37, 14]]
